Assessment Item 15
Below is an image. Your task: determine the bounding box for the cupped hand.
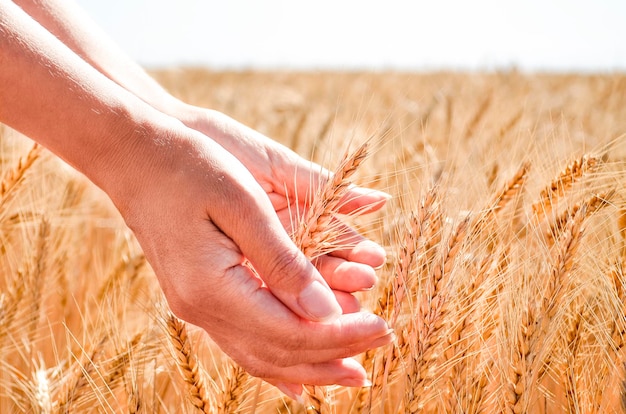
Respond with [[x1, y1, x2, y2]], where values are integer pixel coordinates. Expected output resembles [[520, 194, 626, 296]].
[[179, 108, 391, 293], [118, 123, 393, 391]]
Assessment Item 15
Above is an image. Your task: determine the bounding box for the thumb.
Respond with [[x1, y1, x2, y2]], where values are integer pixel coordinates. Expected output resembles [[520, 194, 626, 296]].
[[211, 180, 342, 322], [252, 230, 343, 322]]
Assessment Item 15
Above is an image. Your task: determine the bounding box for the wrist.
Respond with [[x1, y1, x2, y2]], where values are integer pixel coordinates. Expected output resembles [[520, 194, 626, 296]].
[[79, 102, 184, 216]]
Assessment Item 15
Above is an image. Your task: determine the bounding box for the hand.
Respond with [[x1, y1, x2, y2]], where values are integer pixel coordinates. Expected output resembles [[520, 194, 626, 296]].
[[116, 120, 393, 393], [178, 107, 391, 294]]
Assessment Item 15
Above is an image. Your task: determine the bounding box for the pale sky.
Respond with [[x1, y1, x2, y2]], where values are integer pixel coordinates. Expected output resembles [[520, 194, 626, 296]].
[[76, 0, 626, 72]]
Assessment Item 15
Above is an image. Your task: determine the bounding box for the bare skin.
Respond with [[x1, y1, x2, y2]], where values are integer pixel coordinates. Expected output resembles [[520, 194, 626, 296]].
[[0, 0, 393, 398]]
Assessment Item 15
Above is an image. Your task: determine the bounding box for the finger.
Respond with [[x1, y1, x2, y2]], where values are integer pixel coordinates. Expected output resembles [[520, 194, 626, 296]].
[[318, 220, 387, 268], [258, 358, 372, 387], [334, 290, 361, 314], [315, 255, 378, 292], [206, 261, 392, 353], [335, 184, 391, 215], [209, 323, 393, 382]]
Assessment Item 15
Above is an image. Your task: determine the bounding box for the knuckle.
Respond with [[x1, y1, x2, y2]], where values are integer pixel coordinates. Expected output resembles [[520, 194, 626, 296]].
[[266, 249, 307, 286], [270, 351, 296, 368], [282, 329, 307, 352], [241, 359, 270, 378]]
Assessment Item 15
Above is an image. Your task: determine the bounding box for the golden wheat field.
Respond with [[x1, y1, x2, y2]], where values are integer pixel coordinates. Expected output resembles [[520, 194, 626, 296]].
[[1, 69, 626, 413]]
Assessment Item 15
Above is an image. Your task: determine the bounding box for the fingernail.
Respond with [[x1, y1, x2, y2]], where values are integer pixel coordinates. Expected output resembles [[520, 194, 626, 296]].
[[340, 377, 373, 388], [376, 190, 393, 200], [298, 280, 342, 322], [275, 383, 304, 404], [370, 331, 396, 348], [350, 185, 392, 200]]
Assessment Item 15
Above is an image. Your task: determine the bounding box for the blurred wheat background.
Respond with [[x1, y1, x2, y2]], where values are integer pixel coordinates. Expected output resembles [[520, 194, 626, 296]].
[[1, 70, 626, 413]]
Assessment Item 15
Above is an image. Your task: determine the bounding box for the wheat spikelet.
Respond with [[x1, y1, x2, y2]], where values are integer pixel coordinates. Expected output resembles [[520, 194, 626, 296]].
[[609, 261, 626, 354], [618, 207, 626, 259], [385, 187, 440, 314], [361, 188, 438, 412], [165, 313, 214, 414], [27, 218, 50, 342], [497, 109, 524, 139], [562, 297, 594, 414], [31, 365, 53, 414], [504, 306, 534, 414], [303, 385, 331, 414], [595, 260, 626, 413], [464, 94, 492, 139], [542, 204, 587, 322], [126, 379, 141, 414], [0, 273, 25, 341], [97, 254, 147, 301]]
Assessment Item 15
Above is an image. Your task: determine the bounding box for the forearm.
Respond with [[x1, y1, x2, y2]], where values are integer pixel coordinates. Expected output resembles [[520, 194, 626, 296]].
[[0, 0, 176, 207], [11, 0, 185, 118]]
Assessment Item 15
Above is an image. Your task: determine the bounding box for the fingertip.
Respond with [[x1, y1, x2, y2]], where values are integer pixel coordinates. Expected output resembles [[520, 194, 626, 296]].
[[348, 240, 387, 269], [339, 186, 391, 215], [337, 358, 370, 387]]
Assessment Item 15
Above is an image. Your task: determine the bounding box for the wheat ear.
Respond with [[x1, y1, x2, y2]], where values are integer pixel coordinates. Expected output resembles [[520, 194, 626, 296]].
[[103, 333, 144, 392], [165, 313, 214, 413], [293, 142, 368, 259], [489, 162, 530, 218], [532, 155, 599, 219], [405, 217, 469, 413], [0, 143, 42, 208], [362, 188, 438, 412], [545, 190, 614, 245], [217, 361, 248, 414], [359, 212, 421, 412], [505, 202, 588, 413]]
